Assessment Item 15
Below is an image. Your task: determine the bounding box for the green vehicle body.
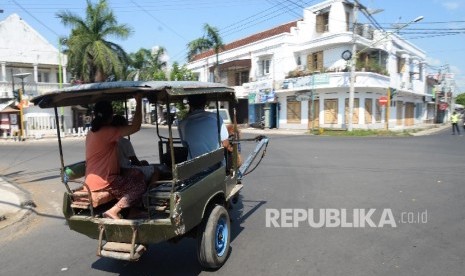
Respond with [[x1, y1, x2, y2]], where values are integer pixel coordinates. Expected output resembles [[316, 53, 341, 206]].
[[32, 81, 267, 267]]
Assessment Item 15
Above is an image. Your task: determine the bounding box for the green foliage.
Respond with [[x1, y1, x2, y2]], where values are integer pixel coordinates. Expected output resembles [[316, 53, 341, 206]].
[[175, 102, 189, 120], [112, 101, 126, 115], [455, 93, 465, 106], [170, 62, 196, 81], [356, 58, 388, 75], [187, 24, 224, 62], [126, 47, 168, 81], [57, 0, 132, 82]]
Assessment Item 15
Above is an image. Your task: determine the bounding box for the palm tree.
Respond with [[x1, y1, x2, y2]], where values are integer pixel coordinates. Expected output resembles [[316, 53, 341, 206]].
[[127, 48, 150, 81], [187, 24, 224, 82], [57, 0, 132, 82], [127, 46, 168, 81]]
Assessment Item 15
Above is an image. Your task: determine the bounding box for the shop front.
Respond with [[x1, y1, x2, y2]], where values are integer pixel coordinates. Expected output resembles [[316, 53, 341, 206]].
[[248, 89, 278, 129], [0, 105, 20, 138]]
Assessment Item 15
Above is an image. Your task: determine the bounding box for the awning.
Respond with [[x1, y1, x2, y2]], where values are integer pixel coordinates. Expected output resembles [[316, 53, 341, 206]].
[[209, 59, 251, 72]]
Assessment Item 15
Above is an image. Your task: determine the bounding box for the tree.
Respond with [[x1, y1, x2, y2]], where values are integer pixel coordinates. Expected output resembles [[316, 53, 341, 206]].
[[170, 62, 196, 81], [187, 24, 224, 82], [455, 93, 465, 107], [169, 62, 197, 120], [57, 0, 132, 83], [127, 46, 168, 81]]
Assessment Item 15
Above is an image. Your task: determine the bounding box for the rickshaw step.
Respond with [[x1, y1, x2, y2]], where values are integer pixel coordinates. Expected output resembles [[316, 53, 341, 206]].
[[100, 242, 146, 261], [70, 202, 90, 209]]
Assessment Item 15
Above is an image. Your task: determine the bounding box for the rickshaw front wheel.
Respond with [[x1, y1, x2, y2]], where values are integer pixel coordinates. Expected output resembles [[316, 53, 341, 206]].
[[197, 205, 231, 269]]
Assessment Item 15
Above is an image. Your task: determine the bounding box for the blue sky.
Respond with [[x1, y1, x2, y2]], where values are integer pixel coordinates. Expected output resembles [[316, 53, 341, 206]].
[[2, 0, 464, 91]]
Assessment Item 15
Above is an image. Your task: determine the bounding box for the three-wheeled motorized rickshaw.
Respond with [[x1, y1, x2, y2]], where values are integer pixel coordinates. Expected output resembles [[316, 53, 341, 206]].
[[31, 81, 269, 269]]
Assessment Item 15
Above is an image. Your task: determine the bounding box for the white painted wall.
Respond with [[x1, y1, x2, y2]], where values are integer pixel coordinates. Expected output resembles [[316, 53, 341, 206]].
[[187, 0, 430, 130]]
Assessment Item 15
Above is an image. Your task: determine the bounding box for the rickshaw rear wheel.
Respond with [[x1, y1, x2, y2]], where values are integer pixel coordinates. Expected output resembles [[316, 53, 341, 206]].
[[197, 205, 231, 269]]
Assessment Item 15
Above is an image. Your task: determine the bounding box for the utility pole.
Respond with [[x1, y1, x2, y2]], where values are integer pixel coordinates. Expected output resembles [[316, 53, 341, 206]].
[[58, 38, 65, 133], [348, 1, 358, 131], [14, 73, 31, 141], [385, 88, 390, 130]]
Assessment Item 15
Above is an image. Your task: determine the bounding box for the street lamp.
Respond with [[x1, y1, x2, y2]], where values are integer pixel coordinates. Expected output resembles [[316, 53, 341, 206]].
[[347, 13, 424, 131], [13, 73, 31, 141]]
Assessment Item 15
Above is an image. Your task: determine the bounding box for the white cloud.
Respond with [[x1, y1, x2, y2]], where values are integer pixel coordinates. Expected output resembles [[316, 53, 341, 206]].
[[442, 2, 460, 10]]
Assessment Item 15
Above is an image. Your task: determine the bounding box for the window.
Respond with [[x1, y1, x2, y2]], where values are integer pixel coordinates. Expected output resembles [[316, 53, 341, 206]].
[[365, 98, 373, 124], [307, 51, 324, 73], [344, 98, 359, 124], [235, 71, 249, 86], [324, 99, 338, 124], [375, 100, 382, 122], [316, 12, 329, 33], [260, 59, 271, 76], [287, 96, 301, 124], [38, 72, 49, 83]]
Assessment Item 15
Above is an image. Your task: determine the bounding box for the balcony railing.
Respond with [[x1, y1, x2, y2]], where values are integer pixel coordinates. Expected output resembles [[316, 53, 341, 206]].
[[279, 71, 389, 91], [0, 81, 71, 100]]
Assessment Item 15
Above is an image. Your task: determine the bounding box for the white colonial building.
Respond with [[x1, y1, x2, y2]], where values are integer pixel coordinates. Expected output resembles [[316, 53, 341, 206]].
[[187, 0, 435, 130], [0, 13, 73, 138]]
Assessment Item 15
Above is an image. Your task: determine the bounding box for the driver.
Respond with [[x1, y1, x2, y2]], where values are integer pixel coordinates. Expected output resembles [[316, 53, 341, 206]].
[[178, 94, 229, 159]]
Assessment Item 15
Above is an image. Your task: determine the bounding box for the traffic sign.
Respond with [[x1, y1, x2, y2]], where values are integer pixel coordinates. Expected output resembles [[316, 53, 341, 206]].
[[379, 96, 388, 106]]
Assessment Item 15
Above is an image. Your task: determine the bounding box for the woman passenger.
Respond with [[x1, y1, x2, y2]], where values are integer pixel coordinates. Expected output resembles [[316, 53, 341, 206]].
[[85, 94, 147, 219]]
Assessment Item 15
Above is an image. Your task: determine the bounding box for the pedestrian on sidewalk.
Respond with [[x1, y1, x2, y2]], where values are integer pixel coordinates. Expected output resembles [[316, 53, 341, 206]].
[[450, 111, 460, 135]]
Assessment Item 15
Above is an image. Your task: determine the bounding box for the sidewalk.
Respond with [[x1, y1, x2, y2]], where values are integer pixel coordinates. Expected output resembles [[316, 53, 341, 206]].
[[0, 123, 449, 231], [0, 177, 34, 231]]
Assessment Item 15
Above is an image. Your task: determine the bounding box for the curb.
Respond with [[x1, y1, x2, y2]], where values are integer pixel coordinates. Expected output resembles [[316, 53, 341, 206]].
[[0, 176, 35, 231]]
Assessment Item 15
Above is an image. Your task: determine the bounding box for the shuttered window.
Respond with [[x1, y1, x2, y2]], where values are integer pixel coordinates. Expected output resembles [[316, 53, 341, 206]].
[[344, 98, 359, 124], [365, 99, 373, 124], [324, 99, 338, 124], [287, 96, 301, 124], [316, 12, 329, 33], [375, 100, 382, 122], [307, 51, 324, 73]]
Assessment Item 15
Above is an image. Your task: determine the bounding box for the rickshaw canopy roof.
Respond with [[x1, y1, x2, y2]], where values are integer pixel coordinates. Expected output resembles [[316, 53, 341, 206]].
[[31, 81, 236, 108]]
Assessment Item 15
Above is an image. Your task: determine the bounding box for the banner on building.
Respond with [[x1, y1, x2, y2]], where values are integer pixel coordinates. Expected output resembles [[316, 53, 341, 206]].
[[248, 90, 276, 104]]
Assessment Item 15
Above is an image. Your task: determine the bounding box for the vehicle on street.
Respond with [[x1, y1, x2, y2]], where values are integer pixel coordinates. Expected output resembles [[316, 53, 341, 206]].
[[206, 108, 232, 124], [31, 81, 269, 270]]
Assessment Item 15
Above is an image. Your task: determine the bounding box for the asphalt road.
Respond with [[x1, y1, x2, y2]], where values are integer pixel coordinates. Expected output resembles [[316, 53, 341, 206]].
[[0, 127, 464, 276]]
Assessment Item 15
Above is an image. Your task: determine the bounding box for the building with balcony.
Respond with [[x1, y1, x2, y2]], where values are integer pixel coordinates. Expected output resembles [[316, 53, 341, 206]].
[[187, 0, 434, 130], [0, 13, 73, 138]]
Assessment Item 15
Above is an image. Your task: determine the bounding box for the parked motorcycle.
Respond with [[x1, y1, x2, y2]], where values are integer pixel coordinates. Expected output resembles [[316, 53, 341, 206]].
[[250, 116, 265, 129]]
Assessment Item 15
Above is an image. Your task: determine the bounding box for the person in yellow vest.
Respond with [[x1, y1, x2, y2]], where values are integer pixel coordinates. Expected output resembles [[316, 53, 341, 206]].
[[450, 111, 461, 135]]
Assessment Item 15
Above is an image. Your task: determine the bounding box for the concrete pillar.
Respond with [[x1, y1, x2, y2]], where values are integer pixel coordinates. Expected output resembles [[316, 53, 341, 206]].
[[33, 63, 38, 83], [401, 54, 410, 86], [50, 67, 57, 83], [62, 66, 67, 84], [0, 62, 6, 82]]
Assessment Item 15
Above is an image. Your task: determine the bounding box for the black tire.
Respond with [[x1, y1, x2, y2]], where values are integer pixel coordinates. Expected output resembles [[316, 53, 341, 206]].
[[197, 205, 231, 269]]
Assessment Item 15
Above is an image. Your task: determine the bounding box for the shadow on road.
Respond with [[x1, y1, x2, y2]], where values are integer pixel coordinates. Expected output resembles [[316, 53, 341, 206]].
[[90, 195, 267, 275]]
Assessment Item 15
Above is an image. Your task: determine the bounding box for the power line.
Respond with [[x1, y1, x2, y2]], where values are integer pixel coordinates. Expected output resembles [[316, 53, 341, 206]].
[[129, 0, 187, 42], [10, 0, 60, 37]]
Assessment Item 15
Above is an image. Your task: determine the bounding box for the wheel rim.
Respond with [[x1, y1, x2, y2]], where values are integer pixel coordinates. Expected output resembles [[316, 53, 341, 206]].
[[215, 217, 228, 257]]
